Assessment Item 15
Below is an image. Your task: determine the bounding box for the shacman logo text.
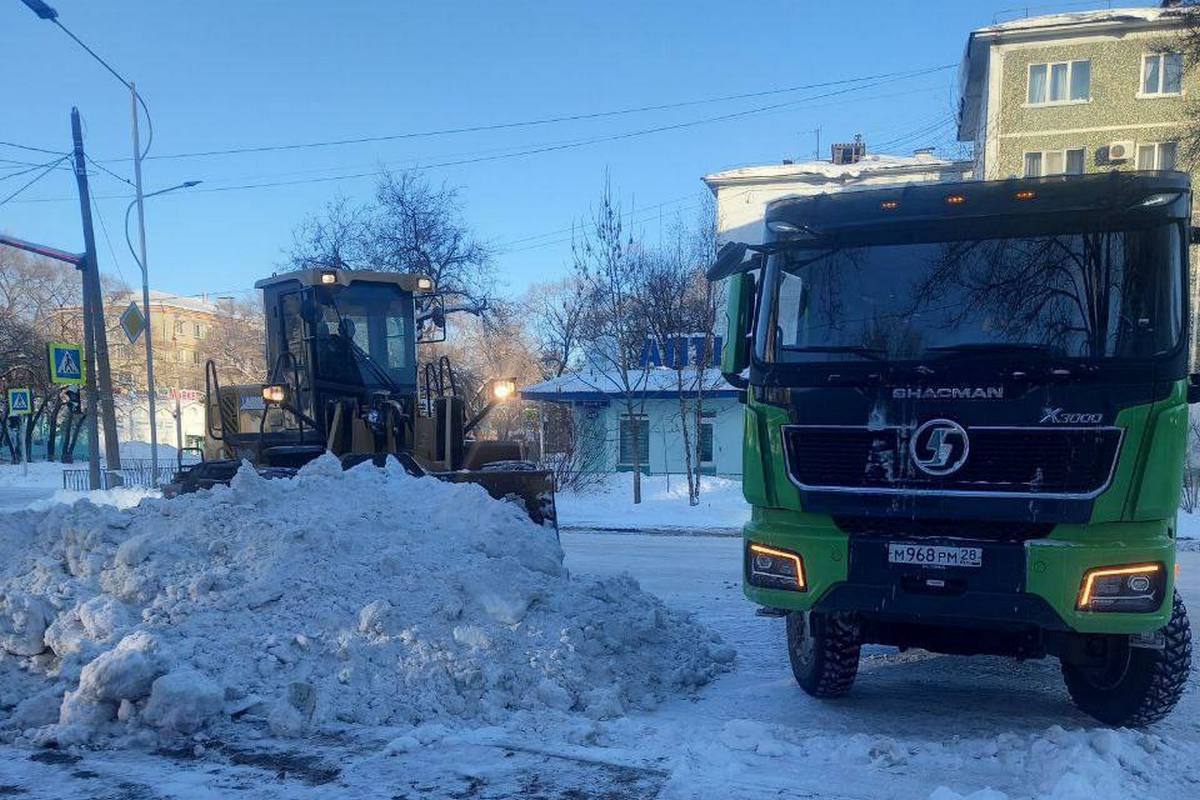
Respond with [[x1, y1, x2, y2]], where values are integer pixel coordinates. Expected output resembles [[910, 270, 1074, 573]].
[[891, 387, 1004, 400]]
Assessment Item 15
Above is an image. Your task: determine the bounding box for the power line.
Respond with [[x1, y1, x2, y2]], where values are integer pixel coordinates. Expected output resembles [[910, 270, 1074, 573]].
[[91, 195, 130, 288], [0, 154, 70, 207], [105, 63, 954, 163], [9, 76, 950, 206], [168, 70, 956, 196], [84, 154, 136, 189], [0, 139, 67, 157]]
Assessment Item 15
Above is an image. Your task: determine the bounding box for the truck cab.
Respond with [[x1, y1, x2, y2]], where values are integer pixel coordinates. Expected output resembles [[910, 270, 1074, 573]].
[[716, 171, 1194, 726]]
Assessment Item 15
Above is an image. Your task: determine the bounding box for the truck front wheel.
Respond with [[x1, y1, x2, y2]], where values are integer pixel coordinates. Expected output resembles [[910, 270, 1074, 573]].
[[1061, 591, 1192, 727], [786, 610, 862, 697]]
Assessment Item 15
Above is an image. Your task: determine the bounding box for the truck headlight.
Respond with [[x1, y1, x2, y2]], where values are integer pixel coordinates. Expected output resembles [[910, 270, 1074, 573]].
[[747, 543, 806, 592], [1077, 563, 1164, 612], [262, 384, 287, 405]]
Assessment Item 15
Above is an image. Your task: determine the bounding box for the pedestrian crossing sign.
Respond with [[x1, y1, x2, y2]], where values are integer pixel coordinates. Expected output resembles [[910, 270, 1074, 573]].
[[6, 388, 31, 416], [48, 342, 85, 385]]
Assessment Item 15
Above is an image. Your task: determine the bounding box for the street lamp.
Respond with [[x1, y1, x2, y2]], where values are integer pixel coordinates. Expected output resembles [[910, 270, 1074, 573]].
[[21, 0, 166, 481], [124, 181, 201, 485]]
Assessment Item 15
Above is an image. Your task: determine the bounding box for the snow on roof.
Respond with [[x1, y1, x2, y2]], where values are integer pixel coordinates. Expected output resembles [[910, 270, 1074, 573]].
[[522, 367, 741, 402], [108, 289, 221, 315], [703, 153, 964, 188], [976, 6, 1192, 35]]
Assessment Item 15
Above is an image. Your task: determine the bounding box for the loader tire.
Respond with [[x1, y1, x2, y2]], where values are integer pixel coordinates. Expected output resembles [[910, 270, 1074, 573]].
[[1061, 590, 1192, 727], [786, 610, 861, 698]]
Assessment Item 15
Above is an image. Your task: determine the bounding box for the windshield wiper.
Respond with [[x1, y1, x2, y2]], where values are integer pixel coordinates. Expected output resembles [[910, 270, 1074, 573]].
[[922, 343, 1064, 357], [784, 345, 887, 362]]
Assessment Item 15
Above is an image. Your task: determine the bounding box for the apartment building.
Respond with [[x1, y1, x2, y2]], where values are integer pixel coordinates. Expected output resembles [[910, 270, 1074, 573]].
[[958, 6, 1196, 181]]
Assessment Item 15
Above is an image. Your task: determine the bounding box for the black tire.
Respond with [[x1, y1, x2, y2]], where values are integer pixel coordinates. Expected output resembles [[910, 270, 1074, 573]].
[[1061, 590, 1192, 727], [786, 610, 862, 697]]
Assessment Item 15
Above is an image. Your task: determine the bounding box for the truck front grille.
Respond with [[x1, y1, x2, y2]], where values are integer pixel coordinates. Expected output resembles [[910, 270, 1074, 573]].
[[783, 424, 1122, 498]]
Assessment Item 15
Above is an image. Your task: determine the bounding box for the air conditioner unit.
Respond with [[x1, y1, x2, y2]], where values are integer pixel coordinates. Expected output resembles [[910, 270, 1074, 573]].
[[1108, 141, 1135, 162]]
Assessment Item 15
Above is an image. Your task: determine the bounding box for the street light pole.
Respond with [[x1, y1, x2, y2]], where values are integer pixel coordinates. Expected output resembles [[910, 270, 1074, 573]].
[[127, 81, 157, 482], [124, 179, 200, 486]]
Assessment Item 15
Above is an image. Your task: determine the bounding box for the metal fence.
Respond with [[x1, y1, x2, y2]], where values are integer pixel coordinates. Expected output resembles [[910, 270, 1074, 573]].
[[61, 457, 201, 491]]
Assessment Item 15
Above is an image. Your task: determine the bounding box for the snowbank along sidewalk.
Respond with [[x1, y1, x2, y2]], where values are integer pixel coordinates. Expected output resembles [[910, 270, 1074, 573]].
[[556, 473, 750, 533], [0, 455, 733, 749]]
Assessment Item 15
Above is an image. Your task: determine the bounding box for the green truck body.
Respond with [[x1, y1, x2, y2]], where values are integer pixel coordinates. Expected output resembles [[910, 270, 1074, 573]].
[[717, 171, 1195, 725]]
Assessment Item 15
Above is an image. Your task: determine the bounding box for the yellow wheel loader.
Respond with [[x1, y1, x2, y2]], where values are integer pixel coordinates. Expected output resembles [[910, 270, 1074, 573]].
[[167, 267, 555, 527]]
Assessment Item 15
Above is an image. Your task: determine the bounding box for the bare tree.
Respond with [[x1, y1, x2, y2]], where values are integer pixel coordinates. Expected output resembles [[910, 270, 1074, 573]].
[[525, 277, 588, 379], [1169, 5, 1200, 165], [573, 177, 651, 503], [287, 169, 496, 317], [206, 296, 267, 384]]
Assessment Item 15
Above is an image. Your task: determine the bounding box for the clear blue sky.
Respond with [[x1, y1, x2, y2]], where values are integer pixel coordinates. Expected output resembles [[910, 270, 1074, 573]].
[[2, 0, 1114, 300]]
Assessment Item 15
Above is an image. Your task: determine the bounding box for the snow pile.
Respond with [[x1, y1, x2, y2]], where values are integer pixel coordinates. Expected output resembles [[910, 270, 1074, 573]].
[[0, 456, 732, 747], [556, 473, 750, 532]]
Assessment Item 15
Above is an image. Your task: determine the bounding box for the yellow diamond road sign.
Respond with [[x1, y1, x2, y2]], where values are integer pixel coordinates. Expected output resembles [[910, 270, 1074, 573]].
[[48, 342, 85, 385], [120, 301, 147, 344], [7, 388, 31, 416]]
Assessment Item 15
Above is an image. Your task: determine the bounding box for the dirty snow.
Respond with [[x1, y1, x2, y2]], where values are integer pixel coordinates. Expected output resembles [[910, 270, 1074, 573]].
[[0, 531, 1193, 798], [0, 455, 731, 750]]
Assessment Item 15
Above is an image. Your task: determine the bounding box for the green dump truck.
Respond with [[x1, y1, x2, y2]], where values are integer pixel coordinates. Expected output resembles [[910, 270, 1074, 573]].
[[711, 171, 1193, 726]]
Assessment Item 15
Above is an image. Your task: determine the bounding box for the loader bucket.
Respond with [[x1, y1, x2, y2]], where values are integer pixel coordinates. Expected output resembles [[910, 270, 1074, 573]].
[[437, 466, 558, 530]]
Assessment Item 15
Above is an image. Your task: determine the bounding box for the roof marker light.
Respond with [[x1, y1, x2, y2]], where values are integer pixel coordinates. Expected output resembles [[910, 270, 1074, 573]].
[[1014, 190, 1037, 201], [880, 200, 900, 211], [1140, 192, 1181, 207], [945, 194, 966, 206]]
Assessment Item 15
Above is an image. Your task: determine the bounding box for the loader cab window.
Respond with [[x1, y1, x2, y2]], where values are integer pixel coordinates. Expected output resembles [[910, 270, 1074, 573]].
[[312, 282, 416, 389]]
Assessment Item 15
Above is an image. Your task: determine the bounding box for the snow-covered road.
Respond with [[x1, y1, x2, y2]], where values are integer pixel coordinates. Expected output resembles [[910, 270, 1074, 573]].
[[0, 531, 1196, 799]]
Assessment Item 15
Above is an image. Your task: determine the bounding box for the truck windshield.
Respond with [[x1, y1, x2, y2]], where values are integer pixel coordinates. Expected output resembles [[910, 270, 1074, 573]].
[[313, 283, 416, 388], [756, 222, 1184, 364]]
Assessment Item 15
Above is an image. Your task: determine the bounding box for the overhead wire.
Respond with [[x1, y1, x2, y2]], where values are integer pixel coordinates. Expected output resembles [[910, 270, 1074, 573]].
[[0, 154, 70, 207], [0, 139, 66, 157], [9, 72, 953, 205], [117, 63, 955, 163]]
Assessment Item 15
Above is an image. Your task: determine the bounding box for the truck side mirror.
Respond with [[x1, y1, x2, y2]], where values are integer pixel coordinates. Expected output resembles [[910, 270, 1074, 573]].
[[1190, 226, 1200, 245], [1189, 374, 1200, 404], [721, 271, 756, 388]]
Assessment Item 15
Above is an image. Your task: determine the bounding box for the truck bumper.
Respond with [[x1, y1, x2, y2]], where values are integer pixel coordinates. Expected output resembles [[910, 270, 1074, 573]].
[[743, 508, 1177, 635]]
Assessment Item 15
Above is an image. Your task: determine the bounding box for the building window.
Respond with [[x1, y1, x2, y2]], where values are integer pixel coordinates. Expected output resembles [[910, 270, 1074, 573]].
[[1023, 148, 1086, 177], [618, 414, 649, 467], [193, 322, 205, 338], [173, 320, 185, 336], [191, 350, 201, 365], [1136, 141, 1178, 170], [1142, 53, 1184, 96], [1028, 60, 1090, 105], [698, 412, 715, 464]]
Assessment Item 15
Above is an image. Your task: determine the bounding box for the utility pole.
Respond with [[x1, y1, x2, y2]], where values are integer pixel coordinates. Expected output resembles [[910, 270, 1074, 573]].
[[70, 107, 122, 476]]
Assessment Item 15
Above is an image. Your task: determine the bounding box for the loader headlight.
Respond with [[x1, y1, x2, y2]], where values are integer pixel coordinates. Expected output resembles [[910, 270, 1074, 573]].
[[491, 379, 516, 402], [262, 384, 287, 405], [1077, 563, 1164, 612], [747, 543, 806, 592], [416, 276, 435, 292]]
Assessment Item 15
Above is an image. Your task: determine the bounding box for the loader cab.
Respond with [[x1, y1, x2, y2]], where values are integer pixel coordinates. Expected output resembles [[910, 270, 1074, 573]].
[[257, 269, 430, 420]]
